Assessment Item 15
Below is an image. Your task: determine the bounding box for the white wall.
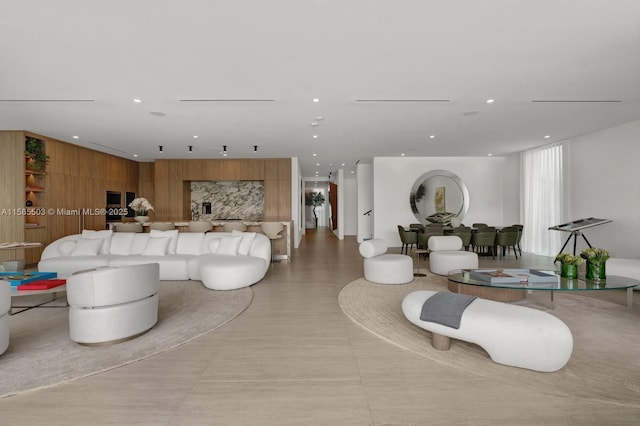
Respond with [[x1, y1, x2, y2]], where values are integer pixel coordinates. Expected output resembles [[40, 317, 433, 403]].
[[291, 157, 302, 248], [502, 153, 520, 226], [343, 175, 358, 236], [567, 119, 640, 258], [357, 163, 374, 242], [373, 156, 509, 246]]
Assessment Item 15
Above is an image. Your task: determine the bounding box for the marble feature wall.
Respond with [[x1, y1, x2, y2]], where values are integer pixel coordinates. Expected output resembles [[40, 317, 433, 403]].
[[191, 181, 264, 221]]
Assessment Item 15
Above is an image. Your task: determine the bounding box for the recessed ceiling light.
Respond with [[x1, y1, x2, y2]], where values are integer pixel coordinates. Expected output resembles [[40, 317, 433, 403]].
[[341, 163, 345, 166], [316, 163, 320, 166], [133, 154, 138, 157], [72, 135, 79, 139], [488, 153, 493, 156], [313, 153, 317, 157], [312, 98, 320, 103], [401, 153, 405, 157], [351, 171, 355, 174], [316, 116, 324, 120], [133, 98, 142, 103], [544, 135, 551, 139], [312, 135, 318, 139], [310, 122, 318, 127], [429, 135, 435, 139], [486, 99, 495, 104], [193, 135, 199, 139]]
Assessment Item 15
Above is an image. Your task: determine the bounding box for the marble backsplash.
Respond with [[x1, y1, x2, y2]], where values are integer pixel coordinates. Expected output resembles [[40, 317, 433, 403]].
[[191, 181, 264, 221]]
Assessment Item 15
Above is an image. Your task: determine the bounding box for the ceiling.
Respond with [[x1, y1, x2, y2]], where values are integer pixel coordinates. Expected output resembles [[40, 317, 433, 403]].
[[1, 1, 639, 179]]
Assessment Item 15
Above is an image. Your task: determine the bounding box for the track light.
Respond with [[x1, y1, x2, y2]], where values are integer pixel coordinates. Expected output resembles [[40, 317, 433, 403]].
[[159, 145, 163, 153], [253, 145, 258, 153], [188, 145, 193, 153]]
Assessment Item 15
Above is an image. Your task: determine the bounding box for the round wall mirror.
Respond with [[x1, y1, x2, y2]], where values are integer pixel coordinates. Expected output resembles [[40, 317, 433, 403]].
[[410, 170, 469, 225]]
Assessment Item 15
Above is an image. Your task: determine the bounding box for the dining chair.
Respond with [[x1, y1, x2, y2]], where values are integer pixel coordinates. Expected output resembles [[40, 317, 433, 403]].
[[223, 222, 247, 232], [512, 224, 524, 256], [114, 223, 143, 233], [495, 226, 519, 259], [188, 221, 213, 233], [418, 227, 444, 253], [149, 222, 176, 231], [397, 225, 417, 255], [450, 227, 472, 251], [471, 228, 497, 259]]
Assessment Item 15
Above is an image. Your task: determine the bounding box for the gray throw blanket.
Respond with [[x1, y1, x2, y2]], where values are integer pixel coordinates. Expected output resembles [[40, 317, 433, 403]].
[[419, 292, 477, 329]]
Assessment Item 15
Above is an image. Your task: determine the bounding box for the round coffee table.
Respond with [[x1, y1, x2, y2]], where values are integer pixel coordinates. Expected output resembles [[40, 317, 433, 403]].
[[448, 269, 638, 310]]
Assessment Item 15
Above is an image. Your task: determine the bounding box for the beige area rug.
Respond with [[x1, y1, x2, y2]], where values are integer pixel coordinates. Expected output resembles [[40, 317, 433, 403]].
[[339, 275, 640, 407], [1, 281, 252, 398]]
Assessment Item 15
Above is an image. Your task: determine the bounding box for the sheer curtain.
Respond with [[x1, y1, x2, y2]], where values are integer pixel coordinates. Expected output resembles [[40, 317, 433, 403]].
[[520, 143, 564, 256]]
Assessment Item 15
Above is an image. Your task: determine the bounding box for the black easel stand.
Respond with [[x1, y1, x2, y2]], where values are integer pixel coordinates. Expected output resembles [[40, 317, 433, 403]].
[[554, 231, 593, 263]]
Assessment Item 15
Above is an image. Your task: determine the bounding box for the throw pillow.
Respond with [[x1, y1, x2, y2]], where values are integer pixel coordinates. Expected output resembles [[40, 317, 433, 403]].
[[216, 236, 243, 255], [142, 237, 170, 256], [208, 238, 221, 254], [59, 240, 77, 256], [70, 238, 103, 256], [232, 230, 256, 256], [149, 229, 179, 254], [81, 229, 113, 254]]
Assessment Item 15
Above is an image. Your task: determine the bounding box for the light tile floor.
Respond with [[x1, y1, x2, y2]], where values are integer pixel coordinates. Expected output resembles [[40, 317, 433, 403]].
[[1, 228, 638, 425]]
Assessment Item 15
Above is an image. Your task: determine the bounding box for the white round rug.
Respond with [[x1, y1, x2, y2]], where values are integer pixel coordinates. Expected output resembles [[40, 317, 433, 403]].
[[2, 280, 252, 398]]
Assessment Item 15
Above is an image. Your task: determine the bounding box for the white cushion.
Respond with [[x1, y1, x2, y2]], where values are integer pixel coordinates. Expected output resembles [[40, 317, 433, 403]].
[[216, 236, 243, 255], [149, 229, 179, 254], [232, 230, 257, 256], [359, 239, 388, 258], [363, 254, 413, 284], [142, 237, 170, 256], [59, 240, 77, 256], [208, 238, 221, 254], [176, 232, 205, 255], [81, 229, 113, 254], [428, 236, 463, 251], [131, 234, 150, 254], [109, 232, 136, 255], [71, 238, 103, 256]]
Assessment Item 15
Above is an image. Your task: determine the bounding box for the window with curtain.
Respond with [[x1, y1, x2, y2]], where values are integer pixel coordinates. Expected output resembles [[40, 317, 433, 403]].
[[520, 143, 564, 256]]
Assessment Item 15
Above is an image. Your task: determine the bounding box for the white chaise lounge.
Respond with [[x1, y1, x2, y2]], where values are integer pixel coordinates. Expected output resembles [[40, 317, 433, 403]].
[[402, 290, 574, 372]]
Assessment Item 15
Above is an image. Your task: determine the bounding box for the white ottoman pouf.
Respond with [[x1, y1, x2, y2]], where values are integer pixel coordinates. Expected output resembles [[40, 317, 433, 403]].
[[200, 255, 268, 290], [359, 239, 413, 285], [428, 236, 478, 275], [0, 280, 10, 355], [402, 290, 573, 372]]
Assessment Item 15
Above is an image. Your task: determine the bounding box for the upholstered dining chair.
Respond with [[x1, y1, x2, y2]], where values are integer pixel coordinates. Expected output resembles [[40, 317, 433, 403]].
[[471, 228, 497, 259], [149, 222, 176, 231], [449, 226, 472, 251], [409, 223, 424, 230], [261, 222, 285, 263], [114, 222, 143, 233], [223, 222, 247, 232], [512, 224, 524, 256], [495, 226, 520, 259], [397, 225, 417, 255], [418, 227, 444, 252], [188, 221, 213, 233]]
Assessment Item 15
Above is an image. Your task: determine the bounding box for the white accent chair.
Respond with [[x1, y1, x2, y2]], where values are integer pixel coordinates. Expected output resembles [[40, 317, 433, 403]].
[[359, 239, 413, 285], [0, 280, 10, 355], [67, 263, 160, 345], [402, 290, 574, 372], [428, 236, 479, 275]]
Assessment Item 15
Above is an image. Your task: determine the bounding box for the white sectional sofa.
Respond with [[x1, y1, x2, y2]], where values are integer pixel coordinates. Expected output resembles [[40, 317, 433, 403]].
[[38, 229, 271, 290]]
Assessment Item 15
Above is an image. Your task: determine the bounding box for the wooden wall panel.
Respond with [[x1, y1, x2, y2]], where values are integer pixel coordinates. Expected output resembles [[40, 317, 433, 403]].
[[152, 158, 291, 221], [0, 132, 26, 262]]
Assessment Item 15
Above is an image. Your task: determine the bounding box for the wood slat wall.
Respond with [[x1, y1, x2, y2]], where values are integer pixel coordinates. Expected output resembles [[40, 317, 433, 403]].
[[0, 132, 26, 262], [152, 158, 291, 222]]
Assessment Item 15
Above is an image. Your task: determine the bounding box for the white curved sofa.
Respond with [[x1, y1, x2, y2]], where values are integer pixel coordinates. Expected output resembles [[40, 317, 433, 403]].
[[67, 263, 160, 344], [38, 229, 271, 290]]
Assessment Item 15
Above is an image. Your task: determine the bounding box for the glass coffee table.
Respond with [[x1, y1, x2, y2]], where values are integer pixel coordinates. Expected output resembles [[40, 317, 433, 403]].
[[447, 269, 638, 310]]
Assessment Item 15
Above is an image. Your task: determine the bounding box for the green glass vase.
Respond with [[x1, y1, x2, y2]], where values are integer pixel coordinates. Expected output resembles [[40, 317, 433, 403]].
[[560, 263, 578, 279], [586, 261, 606, 281]]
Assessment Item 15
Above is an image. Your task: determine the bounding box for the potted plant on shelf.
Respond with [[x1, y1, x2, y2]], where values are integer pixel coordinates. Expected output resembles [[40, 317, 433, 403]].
[[555, 253, 583, 279], [305, 191, 325, 229], [580, 247, 609, 281], [128, 197, 154, 223], [25, 137, 49, 172]]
